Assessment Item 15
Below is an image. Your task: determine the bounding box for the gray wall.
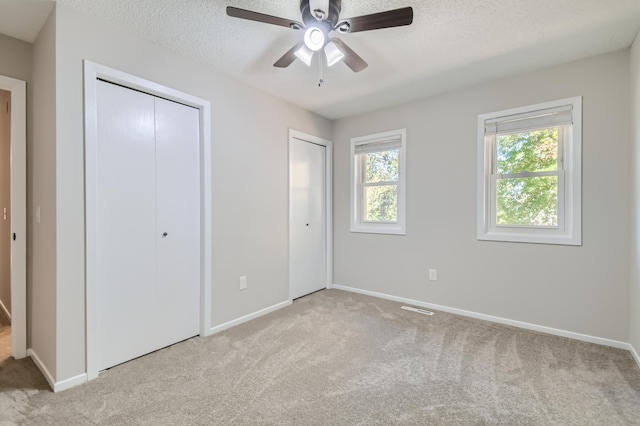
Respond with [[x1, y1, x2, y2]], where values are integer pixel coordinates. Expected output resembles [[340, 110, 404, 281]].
[[333, 51, 631, 342], [0, 33, 31, 82], [0, 89, 9, 315], [630, 33, 640, 356], [47, 4, 333, 381], [30, 8, 57, 379]]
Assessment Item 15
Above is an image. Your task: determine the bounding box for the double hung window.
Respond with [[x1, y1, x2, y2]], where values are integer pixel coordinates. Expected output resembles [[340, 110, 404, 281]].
[[477, 97, 582, 245], [351, 129, 406, 235]]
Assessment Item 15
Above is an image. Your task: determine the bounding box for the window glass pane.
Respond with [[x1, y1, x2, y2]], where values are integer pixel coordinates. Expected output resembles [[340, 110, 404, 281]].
[[365, 149, 399, 183], [364, 185, 397, 222], [497, 128, 558, 174], [496, 176, 558, 226]]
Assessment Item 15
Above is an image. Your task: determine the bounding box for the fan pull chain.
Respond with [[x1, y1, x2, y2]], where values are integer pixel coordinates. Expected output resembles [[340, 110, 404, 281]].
[[318, 53, 324, 87]]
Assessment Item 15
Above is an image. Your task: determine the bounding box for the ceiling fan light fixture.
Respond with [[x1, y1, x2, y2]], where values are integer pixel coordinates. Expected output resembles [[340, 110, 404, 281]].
[[227, 2, 414, 74], [294, 44, 314, 66], [303, 26, 326, 51], [324, 41, 344, 66]]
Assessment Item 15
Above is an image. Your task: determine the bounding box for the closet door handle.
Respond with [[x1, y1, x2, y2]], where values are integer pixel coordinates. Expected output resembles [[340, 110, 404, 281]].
[[162, 232, 168, 237]]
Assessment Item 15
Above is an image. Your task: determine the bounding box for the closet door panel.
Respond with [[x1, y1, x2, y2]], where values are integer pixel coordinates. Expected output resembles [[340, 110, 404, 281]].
[[95, 81, 158, 370], [154, 97, 200, 346]]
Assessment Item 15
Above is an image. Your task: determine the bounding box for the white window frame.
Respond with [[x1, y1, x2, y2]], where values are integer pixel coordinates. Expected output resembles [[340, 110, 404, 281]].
[[477, 97, 582, 245], [351, 129, 406, 235]]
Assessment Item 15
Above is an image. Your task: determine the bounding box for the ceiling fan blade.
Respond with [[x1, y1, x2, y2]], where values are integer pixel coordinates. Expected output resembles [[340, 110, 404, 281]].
[[336, 6, 413, 33], [274, 41, 306, 68], [331, 38, 368, 72], [227, 6, 303, 29]]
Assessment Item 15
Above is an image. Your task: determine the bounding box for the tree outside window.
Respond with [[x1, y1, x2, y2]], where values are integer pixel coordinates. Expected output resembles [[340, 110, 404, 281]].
[[477, 96, 581, 245], [495, 128, 560, 227], [363, 149, 399, 222]]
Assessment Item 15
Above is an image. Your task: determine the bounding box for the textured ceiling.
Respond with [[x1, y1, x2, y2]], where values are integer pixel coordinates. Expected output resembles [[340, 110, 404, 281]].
[[2, 0, 640, 119]]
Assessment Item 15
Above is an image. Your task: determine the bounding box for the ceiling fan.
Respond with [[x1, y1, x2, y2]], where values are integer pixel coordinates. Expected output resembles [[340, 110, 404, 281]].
[[226, 0, 414, 73]]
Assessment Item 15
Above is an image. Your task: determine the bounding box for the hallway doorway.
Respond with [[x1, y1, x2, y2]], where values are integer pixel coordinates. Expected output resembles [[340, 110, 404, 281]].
[[0, 88, 10, 360], [0, 75, 26, 360]]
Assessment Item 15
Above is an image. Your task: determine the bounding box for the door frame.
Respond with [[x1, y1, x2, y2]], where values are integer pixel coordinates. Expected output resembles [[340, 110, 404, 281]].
[[288, 129, 333, 300], [0, 75, 27, 359], [83, 61, 212, 380]]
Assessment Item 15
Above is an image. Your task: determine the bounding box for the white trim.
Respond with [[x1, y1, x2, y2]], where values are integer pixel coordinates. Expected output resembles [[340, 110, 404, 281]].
[[201, 106, 213, 338], [27, 348, 55, 391], [53, 373, 88, 393], [83, 61, 213, 379], [630, 343, 640, 369], [0, 75, 27, 360], [29, 348, 89, 392], [0, 297, 10, 321], [209, 300, 291, 335], [288, 129, 333, 299], [477, 97, 582, 246], [350, 128, 406, 235], [332, 284, 631, 350]]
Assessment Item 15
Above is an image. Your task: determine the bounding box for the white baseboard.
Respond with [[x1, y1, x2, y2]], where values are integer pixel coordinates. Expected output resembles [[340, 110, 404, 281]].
[[0, 298, 10, 322], [28, 348, 87, 392], [27, 348, 55, 391], [332, 284, 631, 351], [208, 299, 291, 336], [630, 343, 640, 368], [53, 373, 87, 393]]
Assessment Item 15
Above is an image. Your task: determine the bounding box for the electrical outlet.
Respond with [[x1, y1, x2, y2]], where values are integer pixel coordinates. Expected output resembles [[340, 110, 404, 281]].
[[429, 269, 437, 281], [239, 276, 247, 290]]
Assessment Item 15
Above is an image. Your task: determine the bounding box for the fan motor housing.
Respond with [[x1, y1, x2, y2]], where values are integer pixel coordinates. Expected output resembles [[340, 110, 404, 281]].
[[300, 0, 341, 28]]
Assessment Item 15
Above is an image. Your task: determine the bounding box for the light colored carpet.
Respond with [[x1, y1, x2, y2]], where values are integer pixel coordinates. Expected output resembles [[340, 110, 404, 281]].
[[1, 289, 640, 425]]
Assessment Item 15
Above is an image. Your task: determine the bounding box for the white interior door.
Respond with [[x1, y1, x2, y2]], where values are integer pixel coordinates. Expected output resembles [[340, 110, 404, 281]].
[[154, 97, 200, 347], [96, 81, 158, 370], [290, 138, 326, 299], [95, 81, 199, 371]]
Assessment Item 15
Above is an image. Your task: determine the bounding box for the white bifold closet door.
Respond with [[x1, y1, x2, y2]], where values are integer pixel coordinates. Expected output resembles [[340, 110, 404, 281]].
[[95, 80, 200, 371], [289, 139, 326, 299]]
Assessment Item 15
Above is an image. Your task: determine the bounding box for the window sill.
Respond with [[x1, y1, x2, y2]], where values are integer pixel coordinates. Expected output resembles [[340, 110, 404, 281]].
[[351, 224, 406, 235], [477, 230, 581, 246]]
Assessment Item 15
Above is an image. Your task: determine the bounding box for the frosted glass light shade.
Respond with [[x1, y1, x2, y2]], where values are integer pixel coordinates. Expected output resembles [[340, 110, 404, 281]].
[[324, 41, 344, 66], [294, 45, 314, 66]]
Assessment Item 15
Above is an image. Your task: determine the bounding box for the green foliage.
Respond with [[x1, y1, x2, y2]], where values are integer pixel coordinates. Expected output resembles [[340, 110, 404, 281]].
[[365, 186, 397, 222], [364, 150, 399, 222], [366, 150, 399, 183], [497, 176, 558, 226], [496, 129, 559, 226], [497, 128, 558, 174]]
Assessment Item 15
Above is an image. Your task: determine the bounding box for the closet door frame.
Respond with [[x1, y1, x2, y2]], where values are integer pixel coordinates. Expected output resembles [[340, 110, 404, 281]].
[[83, 61, 212, 381]]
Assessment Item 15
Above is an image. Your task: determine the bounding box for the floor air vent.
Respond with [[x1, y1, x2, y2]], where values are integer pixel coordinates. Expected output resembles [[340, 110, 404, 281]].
[[401, 306, 434, 316]]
